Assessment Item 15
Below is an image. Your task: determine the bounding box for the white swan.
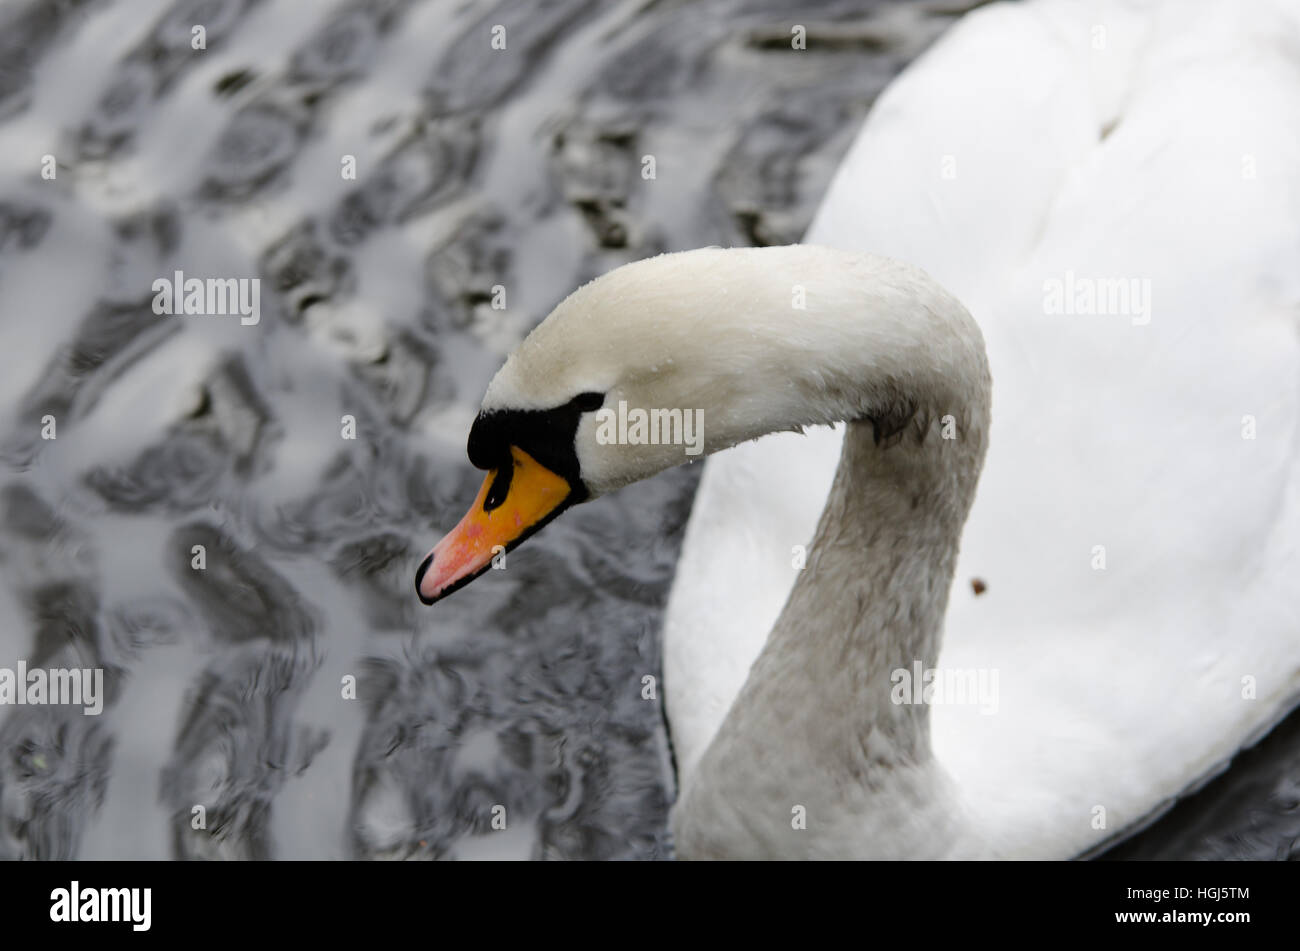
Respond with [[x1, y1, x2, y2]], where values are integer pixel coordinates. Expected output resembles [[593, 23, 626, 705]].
[[418, 0, 1300, 858]]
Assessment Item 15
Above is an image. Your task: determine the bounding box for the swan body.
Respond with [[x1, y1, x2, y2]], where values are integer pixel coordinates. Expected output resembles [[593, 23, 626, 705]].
[[665, 0, 1300, 857], [419, 0, 1300, 859]]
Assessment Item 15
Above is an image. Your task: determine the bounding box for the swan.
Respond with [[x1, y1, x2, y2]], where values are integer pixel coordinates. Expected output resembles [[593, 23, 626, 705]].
[[416, 0, 1300, 858]]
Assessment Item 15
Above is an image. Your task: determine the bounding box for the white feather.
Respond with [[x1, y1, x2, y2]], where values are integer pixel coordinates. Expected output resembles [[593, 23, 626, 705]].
[[663, 0, 1300, 858]]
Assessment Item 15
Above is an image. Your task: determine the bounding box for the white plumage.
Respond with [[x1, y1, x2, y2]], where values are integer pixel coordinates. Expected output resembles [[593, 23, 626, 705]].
[[663, 0, 1300, 857]]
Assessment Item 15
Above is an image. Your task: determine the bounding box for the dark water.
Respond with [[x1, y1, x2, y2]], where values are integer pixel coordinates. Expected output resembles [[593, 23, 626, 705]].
[[0, 0, 1295, 860]]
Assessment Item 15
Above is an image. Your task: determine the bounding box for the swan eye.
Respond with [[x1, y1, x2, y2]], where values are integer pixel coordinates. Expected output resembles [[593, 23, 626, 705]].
[[483, 456, 513, 512]]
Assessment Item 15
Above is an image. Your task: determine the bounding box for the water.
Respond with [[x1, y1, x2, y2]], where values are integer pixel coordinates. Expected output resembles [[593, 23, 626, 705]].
[[0, 0, 1295, 861]]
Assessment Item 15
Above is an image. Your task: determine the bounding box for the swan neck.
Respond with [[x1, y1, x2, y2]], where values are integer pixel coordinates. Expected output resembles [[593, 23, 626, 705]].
[[771, 416, 982, 760]]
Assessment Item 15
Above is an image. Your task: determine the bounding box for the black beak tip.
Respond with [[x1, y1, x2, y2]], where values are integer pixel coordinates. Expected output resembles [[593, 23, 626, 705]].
[[415, 552, 438, 606]]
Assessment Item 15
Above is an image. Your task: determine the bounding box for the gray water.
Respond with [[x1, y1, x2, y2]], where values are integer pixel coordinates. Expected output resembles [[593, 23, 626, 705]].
[[0, 0, 1295, 861]]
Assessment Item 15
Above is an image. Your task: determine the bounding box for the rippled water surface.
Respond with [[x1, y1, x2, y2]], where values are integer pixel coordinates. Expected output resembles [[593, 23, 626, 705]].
[[1, 0, 1296, 861]]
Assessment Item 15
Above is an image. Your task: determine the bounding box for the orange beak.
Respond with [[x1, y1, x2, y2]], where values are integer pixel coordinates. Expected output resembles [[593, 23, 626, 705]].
[[416, 446, 573, 604]]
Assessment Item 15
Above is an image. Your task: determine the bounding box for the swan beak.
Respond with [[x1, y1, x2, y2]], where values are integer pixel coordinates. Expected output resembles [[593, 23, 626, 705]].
[[415, 446, 573, 604]]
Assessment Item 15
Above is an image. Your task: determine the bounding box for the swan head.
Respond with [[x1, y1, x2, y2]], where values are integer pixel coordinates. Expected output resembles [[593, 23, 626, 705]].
[[416, 245, 988, 604], [415, 248, 734, 604]]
